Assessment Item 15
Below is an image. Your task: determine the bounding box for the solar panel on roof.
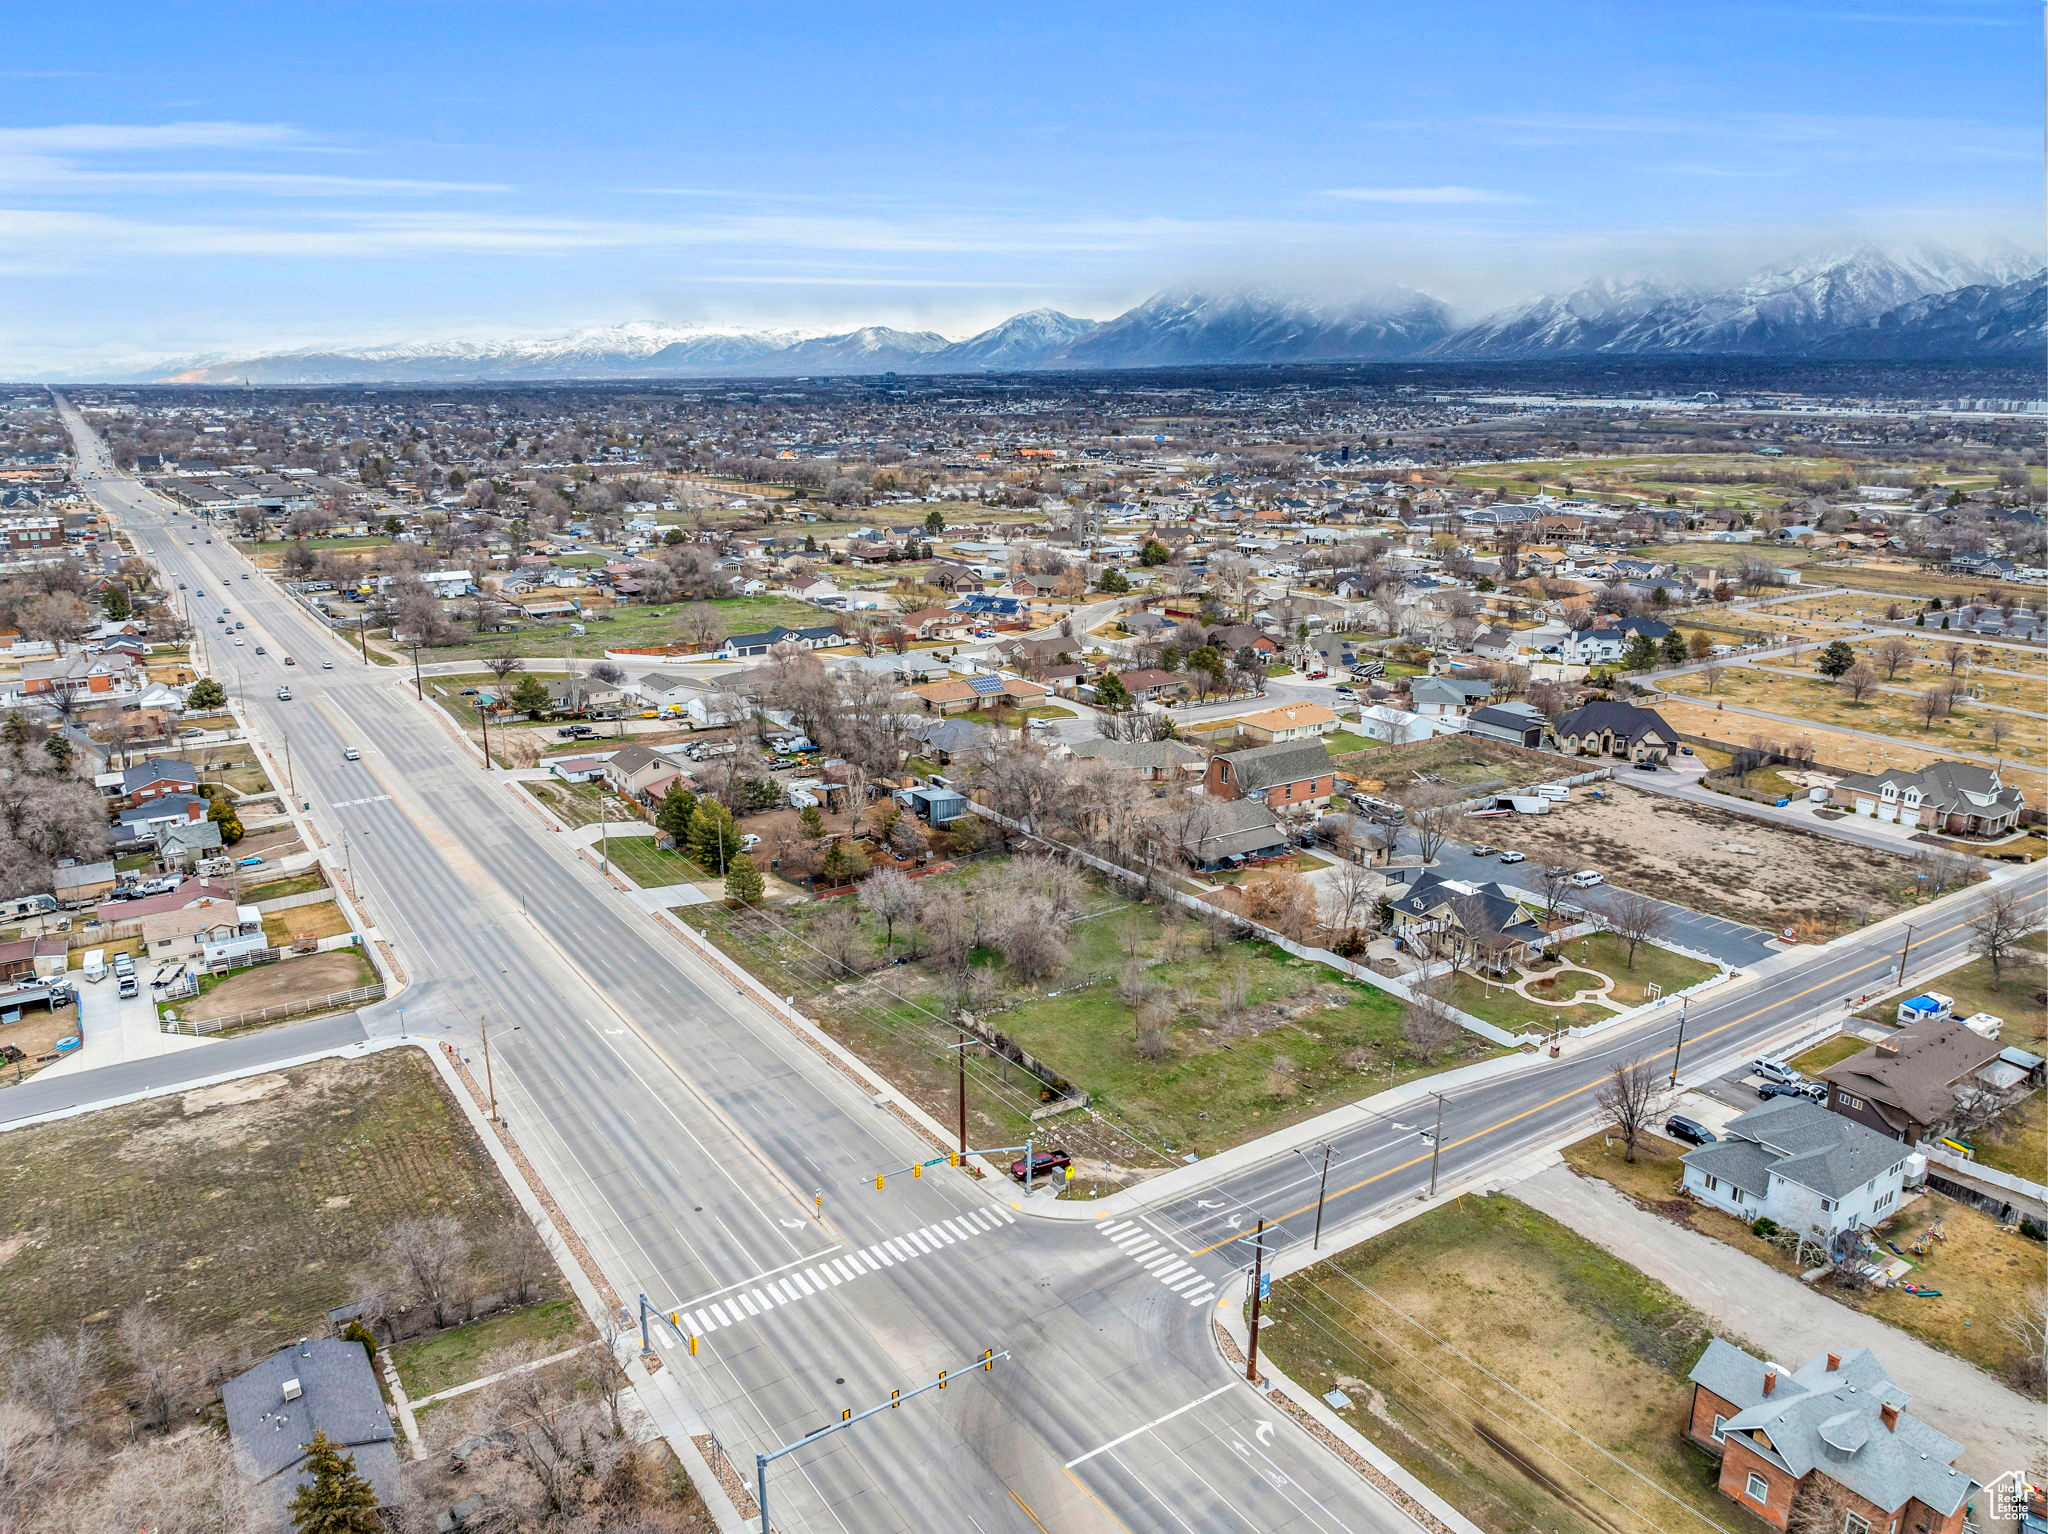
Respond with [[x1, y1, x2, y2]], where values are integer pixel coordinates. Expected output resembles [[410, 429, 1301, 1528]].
[[966, 673, 1004, 695]]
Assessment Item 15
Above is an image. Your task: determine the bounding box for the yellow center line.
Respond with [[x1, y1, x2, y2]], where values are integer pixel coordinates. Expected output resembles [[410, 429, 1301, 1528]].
[[1062, 1466, 1137, 1531], [1008, 1486, 1053, 1533], [1186, 910, 1992, 1259]]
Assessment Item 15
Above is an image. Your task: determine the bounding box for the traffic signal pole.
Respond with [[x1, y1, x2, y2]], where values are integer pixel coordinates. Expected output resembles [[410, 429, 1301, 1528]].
[[1244, 1216, 1268, 1385]]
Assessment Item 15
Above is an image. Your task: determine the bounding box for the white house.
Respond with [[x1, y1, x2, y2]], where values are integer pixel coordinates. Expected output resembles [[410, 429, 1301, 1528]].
[[1563, 626, 1627, 665], [1353, 703, 1442, 745], [1680, 1099, 1909, 1239]]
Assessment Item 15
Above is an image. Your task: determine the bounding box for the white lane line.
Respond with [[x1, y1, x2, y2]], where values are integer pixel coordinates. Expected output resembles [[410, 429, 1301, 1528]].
[[1065, 1384, 1238, 1468]]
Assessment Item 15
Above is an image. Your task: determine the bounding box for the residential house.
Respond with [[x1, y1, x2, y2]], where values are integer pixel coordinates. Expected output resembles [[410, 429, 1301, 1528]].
[[549, 755, 607, 784], [1817, 1017, 2034, 1145], [0, 935, 67, 983], [1464, 701, 1550, 749], [1408, 676, 1491, 719], [1235, 701, 1340, 744], [138, 894, 266, 966], [1066, 737, 1206, 781], [600, 744, 679, 798], [715, 624, 842, 659], [117, 792, 208, 836], [1204, 739, 1337, 814], [1562, 625, 1629, 665], [926, 561, 985, 594], [914, 717, 994, 765], [1554, 700, 1679, 763], [1114, 667, 1184, 701], [1470, 627, 1519, 662], [119, 756, 200, 805], [909, 674, 1050, 715], [223, 1340, 402, 1517], [1828, 761, 2024, 837], [52, 859, 116, 907], [1147, 798, 1290, 869], [1384, 872, 1547, 974], [1354, 702, 1453, 744], [896, 606, 978, 641], [1685, 1342, 1976, 1534], [1680, 1098, 1909, 1238], [155, 818, 224, 868], [3, 651, 139, 703]]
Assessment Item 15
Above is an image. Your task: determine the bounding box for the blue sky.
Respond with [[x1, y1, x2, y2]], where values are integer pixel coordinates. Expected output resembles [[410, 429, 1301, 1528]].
[[4, 0, 2038, 373]]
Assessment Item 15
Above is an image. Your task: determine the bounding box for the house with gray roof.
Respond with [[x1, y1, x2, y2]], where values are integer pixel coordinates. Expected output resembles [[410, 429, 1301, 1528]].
[[1203, 738, 1337, 814], [222, 1338, 401, 1515], [1680, 1098, 1909, 1239], [1464, 701, 1549, 749], [1685, 1341, 1976, 1534], [1555, 699, 1678, 763], [1827, 760, 2024, 837], [1065, 736, 1206, 781]]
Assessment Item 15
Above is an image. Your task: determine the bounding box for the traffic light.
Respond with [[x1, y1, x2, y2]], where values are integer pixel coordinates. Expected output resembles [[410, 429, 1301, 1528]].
[[841, 1407, 852, 1422], [980, 1349, 994, 1372], [688, 1335, 699, 1356], [913, 1162, 922, 1179], [875, 1173, 884, 1190], [948, 1152, 959, 1167], [889, 1389, 901, 1409], [937, 1370, 947, 1390]]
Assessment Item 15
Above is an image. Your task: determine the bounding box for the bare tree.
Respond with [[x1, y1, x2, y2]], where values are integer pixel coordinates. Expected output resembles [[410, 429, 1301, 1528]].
[[813, 904, 867, 975], [481, 652, 524, 683], [6, 1328, 96, 1435], [1401, 785, 1472, 863], [991, 894, 1068, 981], [1997, 1285, 2048, 1396], [1595, 1057, 1670, 1163], [1873, 636, 1915, 680], [117, 1303, 182, 1429], [1594, 888, 1673, 969], [1401, 974, 1464, 1063], [1967, 888, 2026, 987], [1915, 686, 1948, 729], [1941, 641, 1970, 675], [1537, 863, 1578, 918], [857, 867, 921, 951], [383, 1213, 471, 1328], [1983, 715, 2012, 758], [1247, 869, 1320, 944], [1837, 663, 1880, 704], [1699, 659, 1725, 695]]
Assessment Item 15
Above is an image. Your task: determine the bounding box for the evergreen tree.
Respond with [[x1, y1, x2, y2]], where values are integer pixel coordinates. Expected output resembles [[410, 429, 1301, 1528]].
[[207, 791, 244, 844], [688, 800, 742, 869], [186, 677, 227, 709], [1816, 640, 1858, 678], [3, 709, 31, 750], [42, 732, 72, 771], [288, 1430, 383, 1534], [655, 780, 698, 841], [803, 533, 819, 552], [1660, 631, 1689, 666], [724, 853, 765, 907], [1091, 671, 1133, 712], [508, 674, 552, 716], [1097, 567, 1130, 594], [819, 838, 868, 886], [1139, 538, 1170, 566], [924, 508, 946, 533], [1620, 633, 1660, 671], [798, 804, 827, 839], [103, 585, 132, 619]]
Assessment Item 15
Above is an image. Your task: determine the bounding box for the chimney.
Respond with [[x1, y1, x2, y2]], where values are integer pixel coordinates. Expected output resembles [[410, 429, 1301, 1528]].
[[1880, 1402, 1900, 1432], [1763, 1368, 1779, 1397], [1826, 1353, 1842, 1372], [1876, 1040, 1900, 1058]]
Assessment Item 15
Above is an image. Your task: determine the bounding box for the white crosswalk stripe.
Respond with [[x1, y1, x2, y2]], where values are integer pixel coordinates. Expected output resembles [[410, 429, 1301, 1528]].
[[653, 1206, 1017, 1343], [1098, 1220, 1221, 1307]]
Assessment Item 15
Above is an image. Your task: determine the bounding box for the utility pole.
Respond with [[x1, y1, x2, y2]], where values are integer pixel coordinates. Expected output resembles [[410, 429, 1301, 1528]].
[[1896, 922, 1915, 988], [1668, 997, 1690, 1087], [1245, 1216, 1268, 1385], [478, 699, 493, 770], [481, 1018, 498, 1123], [1427, 1092, 1446, 1197], [355, 611, 367, 661], [1293, 1141, 1335, 1251], [948, 1024, 971, 1159], [409, 641, 423, 701]]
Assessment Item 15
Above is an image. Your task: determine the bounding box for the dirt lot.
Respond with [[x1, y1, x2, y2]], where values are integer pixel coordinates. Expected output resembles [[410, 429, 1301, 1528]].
[[0, 1002, 81, 1085], [1487, 784, 1938, 932], [230, 821, 306, 860], [176, 949, 373, 1024], [0, 1050, 553, 1432], [1337, 734, 1564, 795]]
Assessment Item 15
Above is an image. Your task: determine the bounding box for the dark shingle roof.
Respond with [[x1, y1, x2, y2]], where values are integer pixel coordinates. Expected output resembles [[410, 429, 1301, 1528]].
[[1216, 739, 1333, 792]]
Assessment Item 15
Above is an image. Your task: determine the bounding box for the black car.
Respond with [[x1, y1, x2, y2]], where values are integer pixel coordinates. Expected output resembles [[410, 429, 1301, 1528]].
[[1631, 760, 1659, 772], [1664, 1115, 1716, 1146], [1758, 1080, 1826, 1103]]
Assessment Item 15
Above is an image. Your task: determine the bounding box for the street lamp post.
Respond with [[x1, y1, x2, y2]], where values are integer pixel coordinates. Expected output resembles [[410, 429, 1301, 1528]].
[[1668, 996, 1690, 1087], [1244, 1216, 1270, 1385], [1292, 1141, 1336, 1252], [480, 1019, 522, 1123], [409, 641, 423, 701]]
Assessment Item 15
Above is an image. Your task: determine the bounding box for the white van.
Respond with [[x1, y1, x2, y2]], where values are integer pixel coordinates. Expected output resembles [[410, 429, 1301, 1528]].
[[81, 949, 108, 983], [1569, 870, 1605, 888]]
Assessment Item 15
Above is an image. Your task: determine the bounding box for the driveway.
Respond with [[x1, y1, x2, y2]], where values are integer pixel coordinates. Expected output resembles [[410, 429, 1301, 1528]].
[[1402, 830, 1780, 968], [1511, 1161, 2042, 1502]]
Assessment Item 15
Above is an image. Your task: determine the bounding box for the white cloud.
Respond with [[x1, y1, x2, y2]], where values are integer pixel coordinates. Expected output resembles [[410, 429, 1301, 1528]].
[[0, 120, 305, 151], [1318, 186, 1532, 204]]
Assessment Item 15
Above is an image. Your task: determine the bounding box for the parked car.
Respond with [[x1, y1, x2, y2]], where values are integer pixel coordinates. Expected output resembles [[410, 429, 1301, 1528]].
[[236, 856, 265, 867], [1759, 1080, 1827, 1103], [557, 725, 598, 739], [1631, 760, 1659, 772], [1009, 1148, 1072, 1184], [1664, 1115, 1717, 1146], [1750, 1057, 1802, 1085], [1569, 870, 1604, 888], [1470, 844, 1499, 857], [1497, 850, 1526, 864]]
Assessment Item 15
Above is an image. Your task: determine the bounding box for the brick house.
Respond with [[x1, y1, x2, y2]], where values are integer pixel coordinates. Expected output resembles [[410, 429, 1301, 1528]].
[[1204, 739, 1336, 813], [1827, 761, 2024, 837], [119, 756, 200, 805], [1686, 1341, 1977, 1534]]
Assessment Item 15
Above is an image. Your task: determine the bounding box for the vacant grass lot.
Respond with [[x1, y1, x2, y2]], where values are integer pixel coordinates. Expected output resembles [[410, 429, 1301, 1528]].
[[420, 594, 824, 663], [1787, 1033, 1874, 1075], [1856, 933, 2048, 1048], [521, 778, 631, 830], [389, 1297, 590, 1400], [260, 898, 356, 945], [1263, 1194, 1753, 1534], [0, 1051, 552, 1429], [600, 834, 709, 888], [1564, 1131, 2047, 1393], [686, 862, 1500, 1165]]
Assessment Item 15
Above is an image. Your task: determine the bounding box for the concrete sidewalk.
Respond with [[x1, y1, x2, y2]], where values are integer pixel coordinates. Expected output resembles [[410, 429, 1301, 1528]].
[[1509, 1161, 2043, 1492]]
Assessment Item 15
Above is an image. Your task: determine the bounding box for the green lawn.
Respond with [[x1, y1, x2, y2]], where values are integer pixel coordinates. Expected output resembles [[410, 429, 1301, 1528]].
[[239, 872, 328, 903], [1547, 931, 1719, 1006], [598, 834, 710, 888], [1444, 972, 1612, 1031], [420, 594, 825, 663], [1322, 728, 1378, 754], [1857, 931, 2048, 1049], [388, 1298, 591, 1400], [1262, 1194, 1745, 1534], [1971, 1089, 2045, 1183], [1788, 1033, 1874, 1075], [234, 534, 393, 553], [519, 779, 627, 831]]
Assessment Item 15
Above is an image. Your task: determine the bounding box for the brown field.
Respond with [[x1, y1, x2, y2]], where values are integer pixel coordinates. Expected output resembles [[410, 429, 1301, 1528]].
[[1848, 633, 2048, 680], [1486, 784, 1945, 934], [1655, 695, 2048, 803], [176, 949, 374, 1024], [1661, 664, 2048, 769]]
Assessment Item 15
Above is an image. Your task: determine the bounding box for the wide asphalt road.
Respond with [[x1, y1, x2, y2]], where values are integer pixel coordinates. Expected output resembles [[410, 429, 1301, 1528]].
[[51, 398, 2047, 1533]]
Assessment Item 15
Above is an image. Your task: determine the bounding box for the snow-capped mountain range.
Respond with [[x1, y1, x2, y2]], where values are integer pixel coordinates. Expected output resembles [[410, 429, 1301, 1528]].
[[131, 243, 2042, 384]]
